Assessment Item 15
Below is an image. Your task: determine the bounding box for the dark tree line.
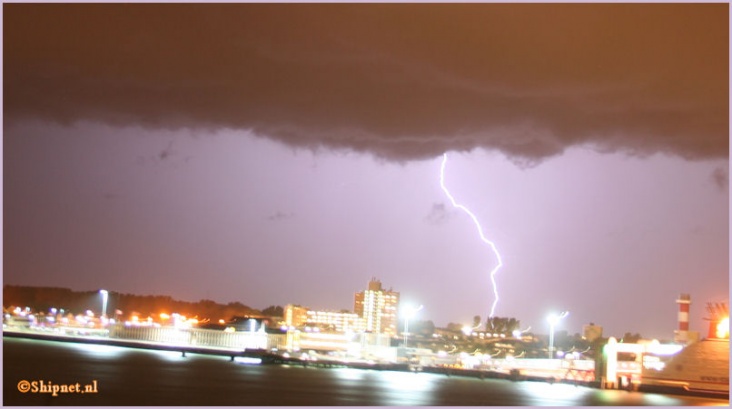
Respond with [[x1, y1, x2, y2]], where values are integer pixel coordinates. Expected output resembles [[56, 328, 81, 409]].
[[3, 285, 276, 321], [261, 305, 284, 317], [485, 316, 521, 334], [443, 316, 521, 335]]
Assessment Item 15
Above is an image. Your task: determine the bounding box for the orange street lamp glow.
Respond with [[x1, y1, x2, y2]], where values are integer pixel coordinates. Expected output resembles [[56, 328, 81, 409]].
[[716, 317, 729, 339]]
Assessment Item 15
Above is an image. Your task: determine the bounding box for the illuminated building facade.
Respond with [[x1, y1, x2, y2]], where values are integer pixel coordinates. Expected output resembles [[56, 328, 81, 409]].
[[285, 304, 309, 328], [305, 310, 365, 332], [354, 278, 399, 335], [284, 304, 365, 333]]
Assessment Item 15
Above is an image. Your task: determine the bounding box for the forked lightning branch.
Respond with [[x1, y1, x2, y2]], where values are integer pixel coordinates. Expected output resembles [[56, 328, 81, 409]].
[[439, 153, 504, 318]]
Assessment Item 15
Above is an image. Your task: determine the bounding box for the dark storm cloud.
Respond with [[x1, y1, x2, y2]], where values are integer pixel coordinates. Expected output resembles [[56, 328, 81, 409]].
[[4, 4, 728, 163]]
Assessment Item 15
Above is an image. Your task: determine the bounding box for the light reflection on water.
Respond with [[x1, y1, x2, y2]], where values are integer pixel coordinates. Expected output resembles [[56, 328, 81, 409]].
[[518, 382, 596, 406], [331, 367, 437, 406], [372, 371, 438, 406], [640, 392, 730, 406], [639, 392, 697, 406], [66, 342, 130, 359], [375, 370, 437, 393], [332, 367, 367, 382]]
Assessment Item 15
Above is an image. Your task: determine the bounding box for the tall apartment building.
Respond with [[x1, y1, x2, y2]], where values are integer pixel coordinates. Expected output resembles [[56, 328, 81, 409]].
[[354, 278, 400, 335]]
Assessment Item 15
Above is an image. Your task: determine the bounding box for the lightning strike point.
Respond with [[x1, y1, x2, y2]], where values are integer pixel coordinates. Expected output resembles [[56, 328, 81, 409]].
[[439, 153, 504, 317]]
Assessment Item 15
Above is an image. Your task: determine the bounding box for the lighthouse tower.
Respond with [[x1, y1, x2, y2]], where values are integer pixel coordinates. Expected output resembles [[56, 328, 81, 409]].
[[677, 293, 691, 331], [674, 293, 699, 344]]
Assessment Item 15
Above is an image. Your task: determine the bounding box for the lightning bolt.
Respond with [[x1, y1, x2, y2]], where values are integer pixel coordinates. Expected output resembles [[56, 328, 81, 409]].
[[439, 152, 503, 317]]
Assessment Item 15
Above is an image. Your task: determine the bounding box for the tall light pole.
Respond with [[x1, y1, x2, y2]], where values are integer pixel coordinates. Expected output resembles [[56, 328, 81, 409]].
[[547, 311, 568, 359], [100, 289, 109, 319], [403, 304, 423, 348]]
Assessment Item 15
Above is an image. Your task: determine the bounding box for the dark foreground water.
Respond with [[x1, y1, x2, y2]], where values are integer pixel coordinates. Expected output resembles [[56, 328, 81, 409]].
[[3, 337, 728, 406]]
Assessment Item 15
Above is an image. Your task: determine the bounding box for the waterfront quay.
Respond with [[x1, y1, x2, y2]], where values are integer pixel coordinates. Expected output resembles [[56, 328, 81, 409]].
[[4, 329, 728, 404], [4, 326, 595, 384], [5, 336, 729, 406], [3, 329, 589, 383]]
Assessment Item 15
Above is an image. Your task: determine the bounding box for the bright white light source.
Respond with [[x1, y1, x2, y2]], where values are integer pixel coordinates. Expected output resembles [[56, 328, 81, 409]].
[[716, 317, 729, 339], [234, 357, 262, 365]]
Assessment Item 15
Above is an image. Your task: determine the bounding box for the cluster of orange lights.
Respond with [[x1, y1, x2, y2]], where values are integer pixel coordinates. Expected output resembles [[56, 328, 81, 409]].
[[716, 317, 729, 339], [124, 312, 199, 328]]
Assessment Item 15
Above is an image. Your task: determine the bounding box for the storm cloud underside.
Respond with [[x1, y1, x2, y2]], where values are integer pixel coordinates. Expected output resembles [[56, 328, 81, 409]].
[[4, 4, 728, 163]]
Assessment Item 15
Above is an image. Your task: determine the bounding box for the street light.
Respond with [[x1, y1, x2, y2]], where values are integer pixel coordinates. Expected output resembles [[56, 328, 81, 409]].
[[99, 290, 109, 319], [547, 311, 568, 359], [403, 304, 423, 348]]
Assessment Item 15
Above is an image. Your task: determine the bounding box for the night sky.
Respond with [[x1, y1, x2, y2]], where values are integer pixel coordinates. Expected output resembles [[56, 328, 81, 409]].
[[4, 4, 728, 340]]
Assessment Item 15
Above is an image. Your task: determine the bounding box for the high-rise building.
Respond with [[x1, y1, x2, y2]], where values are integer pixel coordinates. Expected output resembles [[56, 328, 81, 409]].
[[354, 278, 399, 335]]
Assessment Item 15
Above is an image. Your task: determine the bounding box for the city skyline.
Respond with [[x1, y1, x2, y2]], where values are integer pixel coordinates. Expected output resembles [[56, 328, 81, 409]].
[[0, 280, 718, 343], [4, 4, 728, 342]]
